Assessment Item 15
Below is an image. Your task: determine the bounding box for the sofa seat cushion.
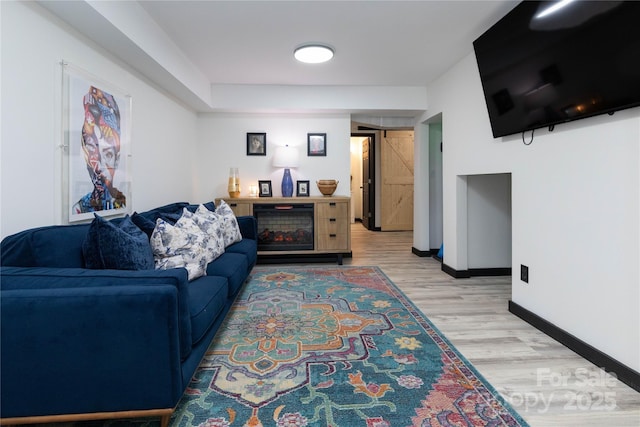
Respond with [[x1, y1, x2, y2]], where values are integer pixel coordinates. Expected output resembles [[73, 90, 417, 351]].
[[225, 239, 258, 271], [187, 275, 229, 346], [206, 252, 248, 297]]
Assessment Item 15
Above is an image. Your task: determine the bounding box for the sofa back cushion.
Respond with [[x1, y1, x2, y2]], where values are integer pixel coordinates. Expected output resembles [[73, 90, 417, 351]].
[[1, 224, 90, 268], [132, 202, 190, 238]]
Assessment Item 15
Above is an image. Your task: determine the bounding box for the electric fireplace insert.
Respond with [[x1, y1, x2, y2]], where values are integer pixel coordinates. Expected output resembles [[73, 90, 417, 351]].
[[253, 203, 314, 251]]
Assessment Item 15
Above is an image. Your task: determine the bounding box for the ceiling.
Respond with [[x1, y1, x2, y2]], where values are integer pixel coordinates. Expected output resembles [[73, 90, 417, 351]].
[[39, 0, 519, 116], [139, 0, 517, 87]]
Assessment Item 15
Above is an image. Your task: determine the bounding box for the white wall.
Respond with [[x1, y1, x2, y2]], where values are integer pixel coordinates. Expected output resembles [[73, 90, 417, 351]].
[[195, 113, 351, 201], [412, 122, 430, 251], [0, 2, 198, 238], [421, 53, 640, 371]]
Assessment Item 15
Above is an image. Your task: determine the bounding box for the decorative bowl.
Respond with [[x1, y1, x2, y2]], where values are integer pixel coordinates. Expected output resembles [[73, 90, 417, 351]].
[[316, 179, 338, 196]]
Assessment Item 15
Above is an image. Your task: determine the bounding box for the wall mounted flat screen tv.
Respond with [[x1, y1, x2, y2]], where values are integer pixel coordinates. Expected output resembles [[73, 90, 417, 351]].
[[473, 1, 640, 138]]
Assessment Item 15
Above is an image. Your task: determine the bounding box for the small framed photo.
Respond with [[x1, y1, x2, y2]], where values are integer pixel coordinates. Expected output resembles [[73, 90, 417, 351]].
[[307, 133, 326, 156], [258, 180, 272, 197], [247, 132, 267, 156], [296, 180, 310, 197]]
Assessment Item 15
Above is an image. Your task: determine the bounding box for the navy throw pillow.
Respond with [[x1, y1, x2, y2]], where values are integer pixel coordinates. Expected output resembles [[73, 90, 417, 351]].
[[131, 212, 156, 238], [83, 214, 155, 270], [187, 201, 216, 213], [158, 211, 182, 224]]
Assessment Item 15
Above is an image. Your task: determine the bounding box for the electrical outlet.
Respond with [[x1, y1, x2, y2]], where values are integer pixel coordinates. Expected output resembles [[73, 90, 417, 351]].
[[521, 265, 529, 283]]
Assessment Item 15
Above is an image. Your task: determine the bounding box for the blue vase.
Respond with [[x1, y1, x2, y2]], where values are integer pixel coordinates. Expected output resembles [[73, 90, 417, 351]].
[[281, 168, 293, 197]]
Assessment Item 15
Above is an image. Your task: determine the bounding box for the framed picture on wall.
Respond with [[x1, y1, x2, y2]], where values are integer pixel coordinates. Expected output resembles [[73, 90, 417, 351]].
[[247, 132, 266, 156], [307, 133, 326, 156], [258, 180, 272, 197], [63, 62, 132, 223], [296, 180, 310, 197]]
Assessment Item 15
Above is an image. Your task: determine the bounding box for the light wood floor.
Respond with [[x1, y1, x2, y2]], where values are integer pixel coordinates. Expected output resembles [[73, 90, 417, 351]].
[[331, 223, 639, 427]]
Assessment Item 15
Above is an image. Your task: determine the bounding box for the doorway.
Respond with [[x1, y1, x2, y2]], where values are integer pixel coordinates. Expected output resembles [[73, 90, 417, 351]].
[[351, 128, 415, 231], [351, 133, 375, 230], [428, 120, 443, 252]]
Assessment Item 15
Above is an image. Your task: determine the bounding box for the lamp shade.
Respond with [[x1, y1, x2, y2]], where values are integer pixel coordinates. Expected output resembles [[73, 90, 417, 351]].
[[273, 145, 299, 168]]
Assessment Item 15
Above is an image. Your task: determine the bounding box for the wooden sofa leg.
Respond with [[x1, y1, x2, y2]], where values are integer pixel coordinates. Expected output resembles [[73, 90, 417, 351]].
[[160, 413, 171, 427], [1, 409, 174, 427]]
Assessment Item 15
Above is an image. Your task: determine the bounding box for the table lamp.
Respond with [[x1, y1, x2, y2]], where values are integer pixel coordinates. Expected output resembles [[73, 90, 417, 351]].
[[273, 145, 299, 197]]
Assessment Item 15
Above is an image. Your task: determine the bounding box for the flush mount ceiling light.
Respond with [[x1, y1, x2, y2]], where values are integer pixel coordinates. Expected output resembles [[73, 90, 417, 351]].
[[294, 44, 334, 64]]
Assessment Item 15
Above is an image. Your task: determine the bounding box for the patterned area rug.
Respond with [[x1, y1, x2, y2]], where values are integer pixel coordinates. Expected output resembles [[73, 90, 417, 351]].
[[170, 266, 529, 427]]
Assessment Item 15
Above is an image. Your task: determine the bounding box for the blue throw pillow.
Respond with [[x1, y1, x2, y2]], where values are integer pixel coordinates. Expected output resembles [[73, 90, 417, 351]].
[[158, 211, 182, 224], [83, 214, 155, 270], [188, 201, 216, 212], [131, 212, 156, 238]]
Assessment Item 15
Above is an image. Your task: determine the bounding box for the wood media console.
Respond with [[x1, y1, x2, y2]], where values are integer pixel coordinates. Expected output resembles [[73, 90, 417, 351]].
[[215, 196, 351, 264]]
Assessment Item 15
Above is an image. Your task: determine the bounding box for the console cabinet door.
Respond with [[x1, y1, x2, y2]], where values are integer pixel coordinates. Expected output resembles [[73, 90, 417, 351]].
[[216, 199, 252, 216], [316, 200, 349, 251]]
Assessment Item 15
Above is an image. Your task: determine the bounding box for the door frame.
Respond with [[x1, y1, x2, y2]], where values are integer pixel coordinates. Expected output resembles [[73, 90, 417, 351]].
[[351, 132, 376, 230]]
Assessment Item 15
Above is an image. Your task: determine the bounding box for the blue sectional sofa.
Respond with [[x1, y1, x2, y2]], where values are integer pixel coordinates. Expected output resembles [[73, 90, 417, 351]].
[[0, 202, 257, 426]]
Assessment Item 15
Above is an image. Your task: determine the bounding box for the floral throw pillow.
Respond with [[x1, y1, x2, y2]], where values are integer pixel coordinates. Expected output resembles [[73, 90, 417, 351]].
[[181, 206, 225, 263], [150, 215, 208, 280], [215, 200, 243, 248]]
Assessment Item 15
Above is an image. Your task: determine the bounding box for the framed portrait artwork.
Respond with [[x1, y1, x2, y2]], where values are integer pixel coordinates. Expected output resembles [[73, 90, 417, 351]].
[[307, 133, 326, 156], [247, 132, 267, 156], [296, 180, 310, 197], [258, 180, 272, 197], [62, 62, 132, 223]]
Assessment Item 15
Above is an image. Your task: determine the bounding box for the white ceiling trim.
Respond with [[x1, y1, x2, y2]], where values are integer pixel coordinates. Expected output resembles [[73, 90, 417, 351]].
[[38, 0, 214, 110]]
